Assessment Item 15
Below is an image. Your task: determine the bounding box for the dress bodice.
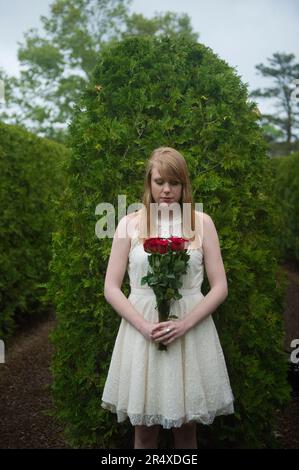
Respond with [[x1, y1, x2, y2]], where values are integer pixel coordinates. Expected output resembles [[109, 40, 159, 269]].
[[127, 211, 204, 293], [156, 210, 184, 238]]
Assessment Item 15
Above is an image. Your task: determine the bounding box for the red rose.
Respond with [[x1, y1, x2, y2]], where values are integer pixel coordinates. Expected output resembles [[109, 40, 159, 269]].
[[169, 237, 189, 251], [144, 237, 169, 254]]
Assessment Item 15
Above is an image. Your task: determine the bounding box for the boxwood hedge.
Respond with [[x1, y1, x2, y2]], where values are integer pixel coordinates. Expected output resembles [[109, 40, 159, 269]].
[[46, 35, 291, 448], [0, 122, 70, 339], [270, 152, 299, 265]]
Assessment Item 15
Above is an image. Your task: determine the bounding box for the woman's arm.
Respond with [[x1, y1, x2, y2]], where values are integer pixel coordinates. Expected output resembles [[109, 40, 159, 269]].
[[183, 212, 228, 332], [104, 214, 149, 334]]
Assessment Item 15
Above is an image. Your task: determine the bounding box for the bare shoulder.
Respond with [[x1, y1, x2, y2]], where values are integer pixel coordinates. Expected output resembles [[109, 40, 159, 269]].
[[195, 210, 214, 224], [194, 210, 219, 246], [199, 212, 222, 256], [117, 210, 140, 241], [126, 210, 140, 221], [194, 210, 208, 219], [117, 210, 138, 226], [205, 210, 217, 227], [194, 210, 212, 231], [202, 211, 214, 227]]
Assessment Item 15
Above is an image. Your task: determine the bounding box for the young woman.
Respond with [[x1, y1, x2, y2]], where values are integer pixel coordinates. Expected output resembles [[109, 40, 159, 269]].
[[101, 147, 234, 449]]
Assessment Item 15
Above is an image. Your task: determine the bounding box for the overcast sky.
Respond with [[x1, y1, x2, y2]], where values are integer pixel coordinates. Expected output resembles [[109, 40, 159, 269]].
[[0, 0, 298, 113]]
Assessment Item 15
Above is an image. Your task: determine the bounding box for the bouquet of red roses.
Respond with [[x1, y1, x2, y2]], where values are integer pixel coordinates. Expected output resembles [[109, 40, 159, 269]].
[[141, 237, 190, 351]]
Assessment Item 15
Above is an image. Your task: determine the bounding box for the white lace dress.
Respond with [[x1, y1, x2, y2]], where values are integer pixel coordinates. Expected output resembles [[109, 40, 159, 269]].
[[101, 212, 235, 428]]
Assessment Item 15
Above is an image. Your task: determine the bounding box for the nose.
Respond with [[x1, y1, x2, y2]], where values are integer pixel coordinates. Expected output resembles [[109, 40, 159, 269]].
[[162, 182, 171, 194]]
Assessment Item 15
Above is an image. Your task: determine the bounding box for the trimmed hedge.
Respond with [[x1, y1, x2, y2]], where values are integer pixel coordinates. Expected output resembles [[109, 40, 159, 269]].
[[270, 152, 299, 265], [47, 35, 291, 448], [0, 122, 70, 339]]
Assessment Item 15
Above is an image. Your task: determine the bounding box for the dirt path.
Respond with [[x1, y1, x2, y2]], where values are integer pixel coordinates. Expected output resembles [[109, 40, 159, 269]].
[[0, 261, 298, 449], [282, 261, 299, 354], [274, 261, 299, 449], [0, 312, 70, 448]]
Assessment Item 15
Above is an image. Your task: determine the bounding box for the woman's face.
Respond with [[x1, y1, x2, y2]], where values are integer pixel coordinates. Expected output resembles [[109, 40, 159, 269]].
[[150, 165, 183, 205]]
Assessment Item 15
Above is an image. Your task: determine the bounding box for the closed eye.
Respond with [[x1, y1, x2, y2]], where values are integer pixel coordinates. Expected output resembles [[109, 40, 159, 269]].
[[155, 179, 180, 186]]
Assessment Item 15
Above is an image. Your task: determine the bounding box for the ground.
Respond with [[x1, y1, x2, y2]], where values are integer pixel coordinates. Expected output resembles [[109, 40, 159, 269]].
[[273, 261, 299, 449], [0, 312, 70, 448]]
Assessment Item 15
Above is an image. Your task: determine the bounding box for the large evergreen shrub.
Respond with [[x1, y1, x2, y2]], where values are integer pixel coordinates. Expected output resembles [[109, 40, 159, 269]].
[[47, 35, 291, 448], [270, 152, 299, 265], [0, 123, 69, 339]]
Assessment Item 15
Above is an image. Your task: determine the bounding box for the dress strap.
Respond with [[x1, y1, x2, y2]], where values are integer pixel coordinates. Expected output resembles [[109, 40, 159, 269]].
[[187, 211, 204, 253], [128, 212, 141, 254]]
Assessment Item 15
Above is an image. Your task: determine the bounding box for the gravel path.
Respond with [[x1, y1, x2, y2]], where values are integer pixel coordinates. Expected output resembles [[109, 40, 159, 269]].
[[0, 312, 70, 448], [274, 261, 299, 449]]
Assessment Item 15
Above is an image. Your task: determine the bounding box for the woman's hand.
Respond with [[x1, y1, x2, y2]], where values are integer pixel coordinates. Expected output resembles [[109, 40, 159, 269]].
[[150, 319, 188, 346], [139, 321, 161, 342]]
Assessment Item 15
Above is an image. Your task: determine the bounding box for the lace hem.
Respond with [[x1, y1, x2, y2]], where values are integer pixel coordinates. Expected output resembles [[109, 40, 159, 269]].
[[101, 401, 234, 429]]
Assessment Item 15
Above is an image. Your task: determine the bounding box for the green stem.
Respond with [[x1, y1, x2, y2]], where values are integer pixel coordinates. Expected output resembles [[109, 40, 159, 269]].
[[157, 299, 170, 351]]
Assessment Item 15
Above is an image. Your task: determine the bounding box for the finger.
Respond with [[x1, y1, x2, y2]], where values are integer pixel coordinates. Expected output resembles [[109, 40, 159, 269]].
[[153, 331, 166, 340], [158, 329, 172, 340], [159, 326, 173, 335], [151, 329, 163, 339], [152, 325, 166, 333], [156, 321, 171, 329], [152, 325, 162, 333]]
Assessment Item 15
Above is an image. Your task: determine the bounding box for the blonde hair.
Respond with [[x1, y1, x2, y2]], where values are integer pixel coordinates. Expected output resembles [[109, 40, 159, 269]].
[[136, 147, 203, 250]]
